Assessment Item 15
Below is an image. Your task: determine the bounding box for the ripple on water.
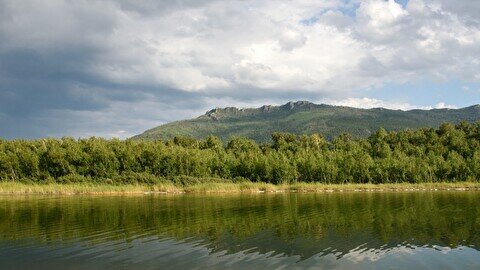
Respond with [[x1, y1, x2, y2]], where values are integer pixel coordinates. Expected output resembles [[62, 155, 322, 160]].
[[0, 192, 479, 269]]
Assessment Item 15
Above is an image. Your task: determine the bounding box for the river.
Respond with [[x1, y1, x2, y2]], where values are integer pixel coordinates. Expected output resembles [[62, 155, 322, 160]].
[[0, 192, 479, 269]]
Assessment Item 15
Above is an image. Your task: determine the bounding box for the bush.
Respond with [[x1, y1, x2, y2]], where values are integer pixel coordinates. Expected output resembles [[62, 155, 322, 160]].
[[171, 175, 232, 186], [111, 172, 167, 185], [56, 174, 89, 184]]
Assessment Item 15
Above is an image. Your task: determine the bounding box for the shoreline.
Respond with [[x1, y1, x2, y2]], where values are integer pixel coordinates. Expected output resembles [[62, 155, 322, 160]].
[[0, 181, 479, 195]]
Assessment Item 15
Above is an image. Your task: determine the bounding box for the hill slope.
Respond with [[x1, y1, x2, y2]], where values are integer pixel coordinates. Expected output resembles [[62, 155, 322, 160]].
[[134, 101, 480, 142]]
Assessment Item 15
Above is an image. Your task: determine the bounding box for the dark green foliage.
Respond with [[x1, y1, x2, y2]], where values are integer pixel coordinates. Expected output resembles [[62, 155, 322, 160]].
[[171, 175, 233, 186], [1, 121, 480, 184], [134, 101, 480, 143]]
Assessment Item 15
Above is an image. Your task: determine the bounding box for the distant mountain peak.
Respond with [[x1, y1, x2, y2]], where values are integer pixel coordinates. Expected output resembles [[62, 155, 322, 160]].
[[135, 102, 480, 142], [204, 100, 319, 117], [281, 100, 316, 110]]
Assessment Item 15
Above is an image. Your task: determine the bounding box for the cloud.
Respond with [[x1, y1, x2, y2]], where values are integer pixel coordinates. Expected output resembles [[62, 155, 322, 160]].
[[356, 0, 409, 42], [433, 102, 456, 109], [0, 0, 479, 138], [325, 97, 456, 111]]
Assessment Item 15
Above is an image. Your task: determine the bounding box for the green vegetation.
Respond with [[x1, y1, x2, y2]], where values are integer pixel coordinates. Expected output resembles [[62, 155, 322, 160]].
[[1, 121, 480, 188], [0, 181, 478, 195], [134, 101, 480, 142]]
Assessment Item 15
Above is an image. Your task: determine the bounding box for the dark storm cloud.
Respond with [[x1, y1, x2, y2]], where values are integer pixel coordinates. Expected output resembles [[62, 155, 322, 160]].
[[116, 0, 219, 15], [0, 46, 107, 116], [0, 0, 194, 138]]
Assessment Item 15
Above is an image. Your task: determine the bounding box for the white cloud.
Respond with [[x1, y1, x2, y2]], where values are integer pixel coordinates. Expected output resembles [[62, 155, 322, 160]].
[[433, 102, 456, 109], [326, 97, 456, 111], [96, 0, 479, 94], [3, 0, 479, 94], [356, 0, 408, 42]]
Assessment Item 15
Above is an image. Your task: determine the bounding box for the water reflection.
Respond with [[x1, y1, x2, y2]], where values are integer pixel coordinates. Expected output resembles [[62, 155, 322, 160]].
[[0, 192, 479, 269]]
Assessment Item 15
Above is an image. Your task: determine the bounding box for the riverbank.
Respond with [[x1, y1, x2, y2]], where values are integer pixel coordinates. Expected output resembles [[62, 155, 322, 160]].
[[0, 181, 479, 195]]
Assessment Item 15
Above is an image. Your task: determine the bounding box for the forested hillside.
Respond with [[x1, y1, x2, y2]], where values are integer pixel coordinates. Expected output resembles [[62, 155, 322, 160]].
[[134, 101, 480, 142], [2, 122, 480, 185]]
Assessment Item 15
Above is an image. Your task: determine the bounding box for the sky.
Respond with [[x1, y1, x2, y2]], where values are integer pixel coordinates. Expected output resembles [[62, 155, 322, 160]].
[[0, 0, 479, 139]]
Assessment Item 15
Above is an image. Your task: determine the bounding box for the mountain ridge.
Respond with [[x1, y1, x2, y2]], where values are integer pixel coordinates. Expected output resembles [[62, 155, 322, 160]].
[[133, 101, 480, 142]]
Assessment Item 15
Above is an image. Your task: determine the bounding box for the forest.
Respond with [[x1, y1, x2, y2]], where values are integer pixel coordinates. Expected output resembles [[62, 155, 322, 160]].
[[1, 121, 480, 185]]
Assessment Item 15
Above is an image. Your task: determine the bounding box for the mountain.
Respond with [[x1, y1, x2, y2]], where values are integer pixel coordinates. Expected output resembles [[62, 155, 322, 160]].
[[133, 101, 480, 142]]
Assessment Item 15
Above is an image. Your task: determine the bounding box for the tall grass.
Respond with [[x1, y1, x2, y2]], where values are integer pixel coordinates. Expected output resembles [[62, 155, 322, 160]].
[[0, 181, 478, 195], [0, 182, 180, 195]]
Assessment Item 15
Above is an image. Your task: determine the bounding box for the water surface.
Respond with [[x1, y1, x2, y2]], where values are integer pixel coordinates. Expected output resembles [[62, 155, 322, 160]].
[[0, 192, 479, 269]]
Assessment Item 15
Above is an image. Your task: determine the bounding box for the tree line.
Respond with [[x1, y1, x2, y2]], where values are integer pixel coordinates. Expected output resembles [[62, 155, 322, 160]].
[[1, 121, 480, 185]]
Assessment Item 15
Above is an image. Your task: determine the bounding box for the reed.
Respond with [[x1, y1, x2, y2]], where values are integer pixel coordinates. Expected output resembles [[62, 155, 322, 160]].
[[0, 181, 478, 195]]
